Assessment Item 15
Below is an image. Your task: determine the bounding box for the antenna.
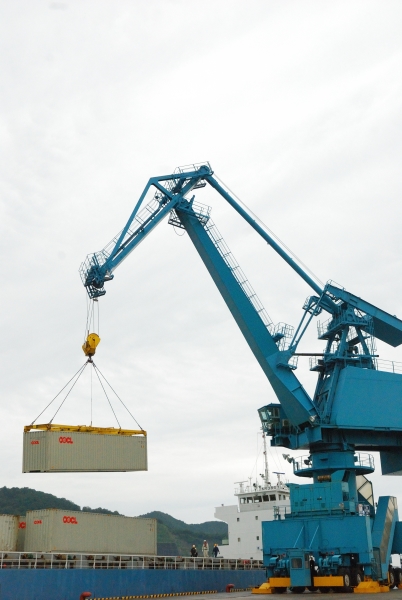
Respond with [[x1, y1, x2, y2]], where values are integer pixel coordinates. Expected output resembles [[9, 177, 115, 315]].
[[235, 480, 247, 493], [273, 471, 285, 484]]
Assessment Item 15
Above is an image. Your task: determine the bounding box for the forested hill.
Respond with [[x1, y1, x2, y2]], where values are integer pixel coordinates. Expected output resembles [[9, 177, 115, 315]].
[[0, 486, 121, 516], [0, 488, 228, 556], [139, 510, 228, 557]]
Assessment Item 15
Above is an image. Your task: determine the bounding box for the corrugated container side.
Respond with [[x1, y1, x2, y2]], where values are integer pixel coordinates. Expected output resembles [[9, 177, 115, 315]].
[[24, 509, 157, 554], [17, 515, 26, 551], [23, 431, 147, 472], [0, 515, 18, 551]]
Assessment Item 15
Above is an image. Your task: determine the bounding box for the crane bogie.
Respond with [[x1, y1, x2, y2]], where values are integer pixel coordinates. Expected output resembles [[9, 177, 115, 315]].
[[80, 163, 402, 591]]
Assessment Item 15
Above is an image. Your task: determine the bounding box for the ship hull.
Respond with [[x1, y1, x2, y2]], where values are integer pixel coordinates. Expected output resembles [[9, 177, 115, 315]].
[[0, 569, 265, 600]]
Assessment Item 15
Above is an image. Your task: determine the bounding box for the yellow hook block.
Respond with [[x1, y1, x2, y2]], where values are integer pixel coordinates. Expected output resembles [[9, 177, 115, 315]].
[[82, 333, 101, 357]]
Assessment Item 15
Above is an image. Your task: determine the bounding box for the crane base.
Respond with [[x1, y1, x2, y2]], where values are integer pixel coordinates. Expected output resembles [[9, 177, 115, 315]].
[[354, 581, 390, 593], [314, 576, 344, 588], [252, 578, 290, 594]]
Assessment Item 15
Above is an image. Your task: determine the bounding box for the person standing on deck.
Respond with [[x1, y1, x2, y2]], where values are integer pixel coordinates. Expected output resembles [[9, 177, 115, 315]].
[[202, 540, 209, 557]]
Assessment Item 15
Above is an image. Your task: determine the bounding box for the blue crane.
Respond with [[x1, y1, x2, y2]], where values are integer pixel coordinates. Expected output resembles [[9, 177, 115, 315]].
[[80, 162, 402, 592]]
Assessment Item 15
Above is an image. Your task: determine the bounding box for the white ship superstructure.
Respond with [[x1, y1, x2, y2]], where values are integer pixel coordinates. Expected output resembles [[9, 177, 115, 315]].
[[214, 434, 290, 560]]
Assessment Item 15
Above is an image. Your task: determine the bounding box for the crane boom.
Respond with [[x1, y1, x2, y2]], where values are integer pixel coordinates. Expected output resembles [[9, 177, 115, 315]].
[[174, 201, 317, 428]]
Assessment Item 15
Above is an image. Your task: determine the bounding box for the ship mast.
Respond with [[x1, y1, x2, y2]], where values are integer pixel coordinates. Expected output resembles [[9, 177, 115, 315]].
[[262, 431, 271, 485]]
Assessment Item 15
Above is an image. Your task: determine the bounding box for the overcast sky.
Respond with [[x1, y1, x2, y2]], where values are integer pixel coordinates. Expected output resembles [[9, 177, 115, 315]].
[[1, 0, 402, 526]]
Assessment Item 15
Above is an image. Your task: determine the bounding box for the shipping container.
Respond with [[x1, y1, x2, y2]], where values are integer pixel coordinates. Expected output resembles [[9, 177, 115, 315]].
[[23, 427, 147, 472], [0, 515, 19, 551], [17, 515, 26, 551], [24, 509, 157, 554]]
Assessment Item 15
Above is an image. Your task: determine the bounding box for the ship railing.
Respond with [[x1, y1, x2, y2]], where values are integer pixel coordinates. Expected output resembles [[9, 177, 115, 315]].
[[0, 552, 265, 570], [235, 482, 288, 495], [273, 505, 290, 520]]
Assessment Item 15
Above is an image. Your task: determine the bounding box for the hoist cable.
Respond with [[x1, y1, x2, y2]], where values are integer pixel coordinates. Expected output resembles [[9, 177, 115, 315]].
[[83, 292, 89, 342], [84, 297, 98, 340], [214, 173, 325, 289], [92, 362, 144, 431], [92, 363, 121, 429], [84, 295, 94, 341], [90, 362, 93, 426], [49, 362, 90, 423]]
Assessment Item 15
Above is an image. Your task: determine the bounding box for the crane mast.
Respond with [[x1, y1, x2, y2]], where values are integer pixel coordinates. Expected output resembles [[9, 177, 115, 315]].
[[80, 162, 402, 591]]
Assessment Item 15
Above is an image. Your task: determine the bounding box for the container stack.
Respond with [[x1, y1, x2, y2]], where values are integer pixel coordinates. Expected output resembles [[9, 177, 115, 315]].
[[24, 509, 157, 555], [17, 515, 26, 551], [0, 515, 19, 551]]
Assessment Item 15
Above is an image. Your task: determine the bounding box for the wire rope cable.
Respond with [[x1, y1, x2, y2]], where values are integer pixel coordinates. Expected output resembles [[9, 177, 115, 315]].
[[214, 173, 325, 289], [271, 446, 283, 473], [49, 362, 89, 423], [83, 297, 100, 343], [92, 361, 144, 431], [91, 363, 121, 429], [172, 224, 185, 236], [247, 432, 263, 482], [84, 294, 95, 341], [30, 362, 89, 425], [29, 359, 141, 431], [90, 362, 93, 426], [272, 445, 288, 476]]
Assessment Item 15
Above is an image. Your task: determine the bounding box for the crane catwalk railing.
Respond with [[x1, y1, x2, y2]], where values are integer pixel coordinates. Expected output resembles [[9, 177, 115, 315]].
[[100, 194, 165, 263], [203, 218, 274, 333], [0, 552, 264, 571], [375, 359, 402, 374], [309, 356, 402, 374]]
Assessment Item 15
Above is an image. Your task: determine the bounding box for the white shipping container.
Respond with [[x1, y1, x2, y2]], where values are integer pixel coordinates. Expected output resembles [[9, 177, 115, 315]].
[[23, 430, 147, 472], [0, 515, 18, 551], [17, 515, 26, 551], [24, 509, 157, 554]]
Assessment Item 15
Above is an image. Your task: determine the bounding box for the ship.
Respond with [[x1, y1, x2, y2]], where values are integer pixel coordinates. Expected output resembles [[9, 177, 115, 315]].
[[214, 433, 290, 560]]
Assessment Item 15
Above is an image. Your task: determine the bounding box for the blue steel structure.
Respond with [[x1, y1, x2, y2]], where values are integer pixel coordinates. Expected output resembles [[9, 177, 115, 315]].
[[80, 162, 402, 592]]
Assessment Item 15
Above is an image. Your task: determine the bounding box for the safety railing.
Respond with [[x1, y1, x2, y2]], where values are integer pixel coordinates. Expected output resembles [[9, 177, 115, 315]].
[[374, 359, 402, 374], [0, 552, 264, 570], [309, 355, 402, 375], [203, 218, 274, 334], [292, 452, 374, 475], [174, 162, 212, 175]]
